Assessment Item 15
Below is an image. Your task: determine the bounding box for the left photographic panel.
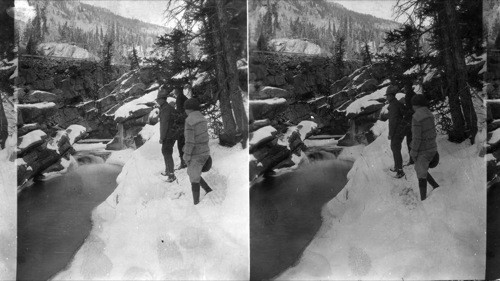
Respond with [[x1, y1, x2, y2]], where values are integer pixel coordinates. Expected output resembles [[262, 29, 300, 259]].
[[0, 0, 17, 280], [15, 0, 249, 280]]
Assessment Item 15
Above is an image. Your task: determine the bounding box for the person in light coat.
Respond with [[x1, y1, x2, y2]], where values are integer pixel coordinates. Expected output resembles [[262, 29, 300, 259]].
[[183, 98, 212, 205], [410, 94, 439, 201]]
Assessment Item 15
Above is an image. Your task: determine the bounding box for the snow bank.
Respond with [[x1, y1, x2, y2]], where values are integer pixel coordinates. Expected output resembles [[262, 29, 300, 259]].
[[279, 127, 486, 280], [0, 139, 16, 280], [54, 124, 249, 280], [105, 149, 135, 167]]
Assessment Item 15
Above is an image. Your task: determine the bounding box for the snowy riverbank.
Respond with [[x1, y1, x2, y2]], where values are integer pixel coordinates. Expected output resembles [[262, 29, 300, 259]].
[[278, 122, 486, 280], [0, 137, 16, 280], [53, 123, 249, 280]]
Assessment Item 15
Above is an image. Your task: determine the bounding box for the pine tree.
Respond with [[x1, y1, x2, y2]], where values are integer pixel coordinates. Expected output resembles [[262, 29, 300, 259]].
[[362, 42, 371, 65], [334, 35, 345, 68], [102, 39, 114, 83], [129, 46, 140, 70]]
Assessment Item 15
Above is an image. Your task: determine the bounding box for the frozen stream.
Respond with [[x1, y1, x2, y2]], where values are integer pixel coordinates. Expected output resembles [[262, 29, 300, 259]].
[[17, 153, 122, 281]]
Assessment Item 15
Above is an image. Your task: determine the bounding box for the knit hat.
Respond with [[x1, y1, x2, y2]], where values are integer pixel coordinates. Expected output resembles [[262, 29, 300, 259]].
[[184, 98, 200, 111], [385, 85, 399, 96], [157, 87, 168, 100], [411, 94, 428, 107]]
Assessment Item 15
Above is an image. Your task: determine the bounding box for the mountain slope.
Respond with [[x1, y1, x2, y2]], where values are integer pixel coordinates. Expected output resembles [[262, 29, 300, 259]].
[[16, 0, 170, 62], [249, 0, 400, 58]]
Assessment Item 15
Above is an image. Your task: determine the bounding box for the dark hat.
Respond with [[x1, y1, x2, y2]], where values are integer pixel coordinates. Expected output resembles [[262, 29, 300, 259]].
[[384, 85, 399, 96], [411, 94, 428, 107], [157, 87, 168, 100], [184, 98, 200, 111]]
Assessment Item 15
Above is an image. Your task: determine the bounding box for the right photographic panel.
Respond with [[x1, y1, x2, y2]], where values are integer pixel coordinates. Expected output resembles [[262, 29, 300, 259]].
[[486, 0, 500, 279], [249, 0, 486, 280]]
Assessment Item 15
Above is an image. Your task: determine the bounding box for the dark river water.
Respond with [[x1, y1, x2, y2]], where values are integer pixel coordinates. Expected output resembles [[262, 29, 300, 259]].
[[487, 182, 500, 279], [17, 156, 122, 281], [250, 159, 352, 280]]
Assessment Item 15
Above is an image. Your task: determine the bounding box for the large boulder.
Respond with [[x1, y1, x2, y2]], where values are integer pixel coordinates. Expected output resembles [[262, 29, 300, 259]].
[[250, 98, 289, 120], [252, 86, 292, 100], [17, 130, 75, 186], [17, 102, 57, 124], [17, 129, 48, 157], [20, 90, 59, 103]]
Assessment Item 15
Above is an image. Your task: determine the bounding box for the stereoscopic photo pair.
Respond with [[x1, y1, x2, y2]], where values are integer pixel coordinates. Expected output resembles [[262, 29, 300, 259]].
[[0, 0, 497, 280]]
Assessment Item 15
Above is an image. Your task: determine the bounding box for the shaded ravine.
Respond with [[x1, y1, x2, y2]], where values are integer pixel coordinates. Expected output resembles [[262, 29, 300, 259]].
[[17, 156, 122, 281], [250, 159, 353, 280]]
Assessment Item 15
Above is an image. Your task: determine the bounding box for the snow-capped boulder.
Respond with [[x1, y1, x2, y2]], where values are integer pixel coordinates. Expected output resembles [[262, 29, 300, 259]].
[[66, 125, 87, 145], [20, 90, 59, 103], [114, 105, 153, 123], [17, 128, 75, 187], [250, 125, 277, 149], [18, 123, 42, 137], [250, 98, 288, 120], [17, 102, 57, 124], [252, 86, 291, 100], [17, 129, 47, 156]]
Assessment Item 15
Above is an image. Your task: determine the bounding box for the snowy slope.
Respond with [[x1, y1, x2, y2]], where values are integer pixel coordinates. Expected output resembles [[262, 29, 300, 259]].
[[278, 123, 486, 280], [0, 141, 16, 280], [53, 124, 249, 280]]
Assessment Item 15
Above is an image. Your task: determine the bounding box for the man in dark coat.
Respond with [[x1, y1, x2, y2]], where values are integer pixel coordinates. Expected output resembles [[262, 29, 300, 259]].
[[157, 86, 180, 182], [386, 90, 406, 178], [174, 87, 188, 169], [403, 86, 415, 165]]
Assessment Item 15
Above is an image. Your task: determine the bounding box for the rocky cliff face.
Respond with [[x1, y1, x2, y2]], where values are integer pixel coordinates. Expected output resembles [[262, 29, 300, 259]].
[[18, 56, 127, 137], [15, 56, 128, 187]]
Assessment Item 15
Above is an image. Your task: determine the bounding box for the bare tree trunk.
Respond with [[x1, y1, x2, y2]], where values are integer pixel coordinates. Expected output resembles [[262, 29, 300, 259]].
[[208, 0, 238, 145], [444, 0, 478, 143], [0, 96, 8, 149], [215, 0, 248, 148], [438, 3, 467, 142]]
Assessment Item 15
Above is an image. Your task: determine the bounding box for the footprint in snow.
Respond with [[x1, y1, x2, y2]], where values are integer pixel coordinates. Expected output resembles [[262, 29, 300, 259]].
[[391, 185, 419, 210], [201, 190, 225, 205], [170, 191, 185, 200]]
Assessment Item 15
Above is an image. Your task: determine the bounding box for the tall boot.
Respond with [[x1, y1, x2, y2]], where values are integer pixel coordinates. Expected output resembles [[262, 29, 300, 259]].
[[418, 178, 427, 201], [426, 173, 439, 189], [200, 177, 212, 194], [191, 183, 200, 205]]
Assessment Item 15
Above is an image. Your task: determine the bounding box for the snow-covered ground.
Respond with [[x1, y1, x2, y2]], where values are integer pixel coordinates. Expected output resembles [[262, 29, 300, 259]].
[[0, 136, 16, 280], [53, 124, 249, 280], [278, 123, 486, 280]]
